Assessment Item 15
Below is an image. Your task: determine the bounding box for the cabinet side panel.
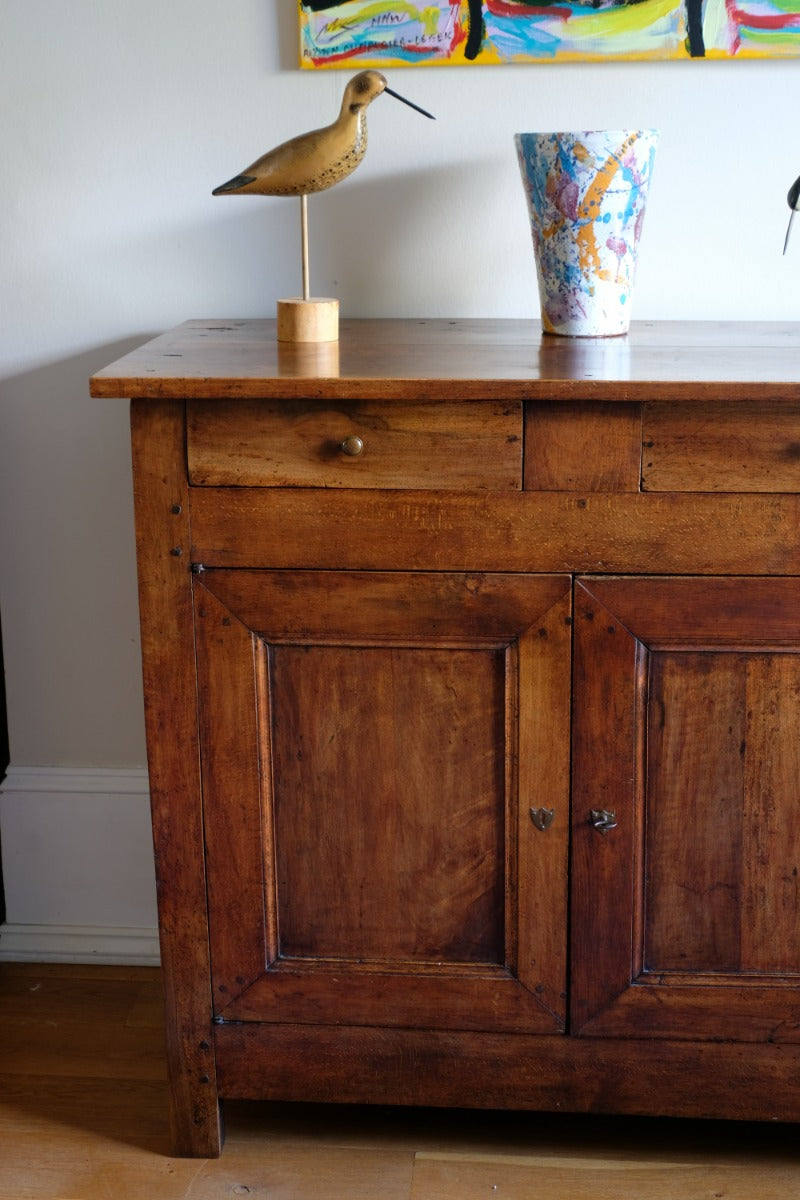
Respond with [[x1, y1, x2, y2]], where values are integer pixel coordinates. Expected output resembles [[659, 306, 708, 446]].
[[130, 399, 221, 1157]]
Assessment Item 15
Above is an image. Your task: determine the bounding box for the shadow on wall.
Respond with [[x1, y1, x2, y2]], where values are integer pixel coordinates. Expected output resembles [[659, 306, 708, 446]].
[[205, 166, 501, 321], [0, 335, 161, 941], [0, 337, 156, 768], [180, 156, 526, 318]]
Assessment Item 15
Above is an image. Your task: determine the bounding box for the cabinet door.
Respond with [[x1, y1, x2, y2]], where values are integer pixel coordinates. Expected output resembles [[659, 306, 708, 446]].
[[194, 569, 571, 1035], [572, 577, 800, 1042]]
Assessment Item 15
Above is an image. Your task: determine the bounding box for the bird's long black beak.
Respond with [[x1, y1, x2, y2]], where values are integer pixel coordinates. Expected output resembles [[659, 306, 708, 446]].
[[383, 85, 435, 120], [784, 174, 800, 255]]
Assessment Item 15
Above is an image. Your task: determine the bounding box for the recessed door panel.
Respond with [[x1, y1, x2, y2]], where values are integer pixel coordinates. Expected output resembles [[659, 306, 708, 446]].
[[272, 644, 505, 964], [646, 650, 800, 976], [195, 570, 571, 1035]]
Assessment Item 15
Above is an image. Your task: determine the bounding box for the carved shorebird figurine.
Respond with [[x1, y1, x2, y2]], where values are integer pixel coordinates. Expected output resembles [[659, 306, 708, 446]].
[[211, 70, 434, 339], [212, 70, 434, 198]]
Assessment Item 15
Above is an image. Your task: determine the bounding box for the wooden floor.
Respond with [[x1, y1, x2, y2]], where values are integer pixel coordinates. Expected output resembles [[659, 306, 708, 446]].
[[0, 964, 798, 1199]]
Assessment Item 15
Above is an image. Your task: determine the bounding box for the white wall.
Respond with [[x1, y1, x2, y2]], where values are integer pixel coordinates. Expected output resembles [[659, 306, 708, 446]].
[[1, 0, 799, 960]]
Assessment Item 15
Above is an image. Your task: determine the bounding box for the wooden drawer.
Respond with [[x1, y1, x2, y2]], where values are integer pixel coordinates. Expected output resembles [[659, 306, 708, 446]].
[[642, 401, 800, 492], [187, 398, 522, 490]]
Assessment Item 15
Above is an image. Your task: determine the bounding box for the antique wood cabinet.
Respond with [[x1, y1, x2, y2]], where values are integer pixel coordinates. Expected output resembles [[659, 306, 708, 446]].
[[91, 319, 800, 1157]]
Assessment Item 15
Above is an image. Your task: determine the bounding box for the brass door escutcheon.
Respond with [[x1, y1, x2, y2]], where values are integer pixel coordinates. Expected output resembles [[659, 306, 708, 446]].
[[530, 807, 555, 832]]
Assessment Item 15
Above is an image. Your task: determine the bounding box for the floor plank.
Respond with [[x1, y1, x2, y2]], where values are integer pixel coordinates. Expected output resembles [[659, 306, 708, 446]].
[[410, 1156, 800, 1200], [0, 964, 798, 1199], [188, 1142, 415, 1200]]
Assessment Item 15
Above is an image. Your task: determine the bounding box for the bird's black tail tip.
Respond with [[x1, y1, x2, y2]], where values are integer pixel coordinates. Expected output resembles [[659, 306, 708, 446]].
[[212, 174, 257, 195]]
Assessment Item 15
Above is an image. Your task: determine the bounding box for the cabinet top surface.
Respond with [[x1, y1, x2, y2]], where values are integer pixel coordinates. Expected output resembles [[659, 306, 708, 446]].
[[90, 318, 800, 402]]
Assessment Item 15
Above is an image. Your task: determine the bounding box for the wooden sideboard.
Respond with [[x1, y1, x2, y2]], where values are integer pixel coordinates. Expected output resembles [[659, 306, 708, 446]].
[[91, 319, 800, 1157]]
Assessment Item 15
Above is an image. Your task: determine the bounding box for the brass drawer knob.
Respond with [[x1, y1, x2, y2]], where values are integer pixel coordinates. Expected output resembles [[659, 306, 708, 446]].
[[339, 434, 364, 457]]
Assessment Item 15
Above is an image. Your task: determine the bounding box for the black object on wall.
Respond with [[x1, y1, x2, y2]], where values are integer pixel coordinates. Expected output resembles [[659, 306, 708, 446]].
[[0, 613, 7, 924]]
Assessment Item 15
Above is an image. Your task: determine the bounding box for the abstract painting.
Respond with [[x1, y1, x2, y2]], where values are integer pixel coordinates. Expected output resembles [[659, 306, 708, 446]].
[[299, 0, 800, 64]]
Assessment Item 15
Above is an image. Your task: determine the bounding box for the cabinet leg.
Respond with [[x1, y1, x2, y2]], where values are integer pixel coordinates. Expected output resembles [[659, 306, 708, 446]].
[[168, 1086, 224, 1158]]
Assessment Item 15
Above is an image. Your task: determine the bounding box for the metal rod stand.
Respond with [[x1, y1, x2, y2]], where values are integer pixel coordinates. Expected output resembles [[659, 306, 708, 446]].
[[301, 194, 310, 301]]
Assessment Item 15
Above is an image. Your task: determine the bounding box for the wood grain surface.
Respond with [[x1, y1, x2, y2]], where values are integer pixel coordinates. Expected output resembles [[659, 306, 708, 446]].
[[90, 318, 800, 402]]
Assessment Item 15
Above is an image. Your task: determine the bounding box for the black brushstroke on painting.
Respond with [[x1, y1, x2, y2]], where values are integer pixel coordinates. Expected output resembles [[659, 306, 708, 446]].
[[684, 0, 706, 54], [465, 0, 485, 58]]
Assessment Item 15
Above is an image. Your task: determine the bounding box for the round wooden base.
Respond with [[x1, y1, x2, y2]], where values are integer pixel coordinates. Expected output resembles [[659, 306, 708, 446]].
[[277, 298, 339, 344]]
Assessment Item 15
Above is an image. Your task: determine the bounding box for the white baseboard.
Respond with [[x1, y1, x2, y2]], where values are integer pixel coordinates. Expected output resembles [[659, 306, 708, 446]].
[[0, 765, 161, 964], [0, 922, 160, 965], [2, 765, 151, 796]]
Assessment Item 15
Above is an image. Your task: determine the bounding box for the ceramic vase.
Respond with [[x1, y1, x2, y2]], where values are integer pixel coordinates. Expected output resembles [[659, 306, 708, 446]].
[[515, 129, 659, 337]]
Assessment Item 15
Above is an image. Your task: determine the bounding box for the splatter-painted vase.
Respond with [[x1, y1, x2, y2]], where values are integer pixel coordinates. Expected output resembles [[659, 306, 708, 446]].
[[515, 130, 659, 337]]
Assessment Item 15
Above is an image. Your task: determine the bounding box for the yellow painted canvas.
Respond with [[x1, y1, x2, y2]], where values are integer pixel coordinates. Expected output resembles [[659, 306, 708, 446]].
[[299, 0, 800, 64]]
